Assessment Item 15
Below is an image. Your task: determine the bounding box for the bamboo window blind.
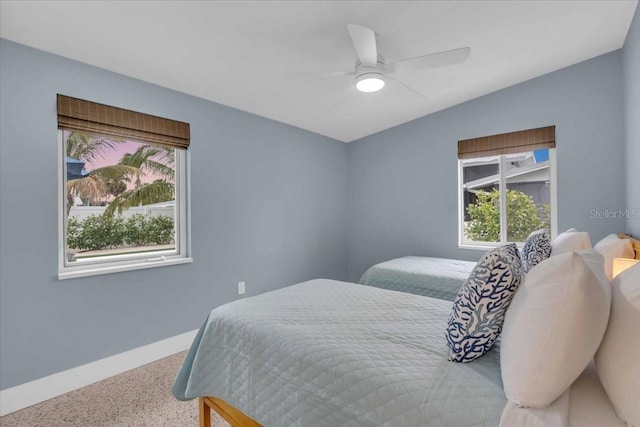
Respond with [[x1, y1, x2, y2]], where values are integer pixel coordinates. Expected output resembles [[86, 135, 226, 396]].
[[458, 125, 555, 159], [57, 94, 190, 149]]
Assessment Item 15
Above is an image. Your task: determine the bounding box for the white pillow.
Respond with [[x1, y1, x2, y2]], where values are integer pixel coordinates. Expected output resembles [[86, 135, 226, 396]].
[[595, 265, 640, 426], [500, 250, 611, 408], [551, 228, 592, 256], [568, 362, 627, 427], [500, 388, 570, 427], [594, 234, 634, 281]]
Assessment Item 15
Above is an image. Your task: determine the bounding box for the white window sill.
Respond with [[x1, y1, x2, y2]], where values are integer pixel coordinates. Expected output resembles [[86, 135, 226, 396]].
[[459, 243, 525, 251], [459, 244, 498, 251], [58, 257, 193, 280]]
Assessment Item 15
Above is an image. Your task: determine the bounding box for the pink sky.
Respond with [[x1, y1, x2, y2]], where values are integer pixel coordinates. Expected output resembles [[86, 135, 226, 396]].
[[83, 140, 170, 187]]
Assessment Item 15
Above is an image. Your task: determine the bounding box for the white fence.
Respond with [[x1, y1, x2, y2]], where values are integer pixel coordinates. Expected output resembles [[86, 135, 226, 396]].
[[69, 205, 175, 221]]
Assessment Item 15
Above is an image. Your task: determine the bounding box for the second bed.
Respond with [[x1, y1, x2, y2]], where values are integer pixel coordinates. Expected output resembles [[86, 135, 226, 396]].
[[358, 256, 476, 301]]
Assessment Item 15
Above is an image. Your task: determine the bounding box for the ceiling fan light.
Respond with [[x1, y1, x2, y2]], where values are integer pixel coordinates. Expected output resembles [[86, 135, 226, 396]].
[[356, 74, 385, 92]]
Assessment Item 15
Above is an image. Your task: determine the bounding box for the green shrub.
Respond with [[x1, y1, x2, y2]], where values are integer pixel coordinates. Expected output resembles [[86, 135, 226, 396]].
[[123, 214, 175, 246], [66, 214, 125, 250], [465, 188, 549, 242], [124, 213, 152, 247], [66, 213, 174, 251], [147, 215, 175, 245], [66, 216, 82, 250]]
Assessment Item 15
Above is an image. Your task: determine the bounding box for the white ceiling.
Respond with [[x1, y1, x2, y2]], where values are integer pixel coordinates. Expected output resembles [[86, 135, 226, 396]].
[[1, 1, 637, 142]]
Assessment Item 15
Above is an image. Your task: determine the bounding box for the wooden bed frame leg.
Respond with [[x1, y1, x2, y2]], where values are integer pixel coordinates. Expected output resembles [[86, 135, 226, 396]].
[[199, 396, 262, 427], [199, 397, 211, 427]]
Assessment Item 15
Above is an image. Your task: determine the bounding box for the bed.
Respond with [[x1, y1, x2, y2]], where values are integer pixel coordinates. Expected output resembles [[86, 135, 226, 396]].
[[173, 256, 637, 426], [358, 256, 476, 301], [173, 279, 507, 426]]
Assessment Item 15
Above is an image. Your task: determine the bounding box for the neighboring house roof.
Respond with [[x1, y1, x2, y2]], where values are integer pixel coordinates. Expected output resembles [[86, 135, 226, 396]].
[[66, 156, 90, 180], [464, 161, 550, 191]]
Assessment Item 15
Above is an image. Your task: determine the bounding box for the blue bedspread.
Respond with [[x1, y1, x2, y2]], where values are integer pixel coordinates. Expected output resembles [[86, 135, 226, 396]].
[[359, 256, 476, 301], [173, 279, 506, 426]]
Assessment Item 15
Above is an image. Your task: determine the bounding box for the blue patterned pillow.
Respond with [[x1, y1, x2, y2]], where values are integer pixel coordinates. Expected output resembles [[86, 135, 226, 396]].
[[446, 244, 522, 362], [521, 229, 551, 274]]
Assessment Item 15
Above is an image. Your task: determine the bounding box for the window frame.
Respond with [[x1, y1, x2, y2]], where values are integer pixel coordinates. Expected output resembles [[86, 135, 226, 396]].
[[457, 148, 558, 250], [57, 131, 192, 280]]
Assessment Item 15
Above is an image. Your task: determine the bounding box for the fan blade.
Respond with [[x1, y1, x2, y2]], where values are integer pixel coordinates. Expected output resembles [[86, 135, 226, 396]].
[[389, 47, 470, 74], [387, 75, 426, 99], [347, 24, 378, 67]]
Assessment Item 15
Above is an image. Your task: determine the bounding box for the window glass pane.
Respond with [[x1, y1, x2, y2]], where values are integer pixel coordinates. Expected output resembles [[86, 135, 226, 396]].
[[64, 130, 177, 265], [461, 155, 501, 244], [504, 149, 551, 242]]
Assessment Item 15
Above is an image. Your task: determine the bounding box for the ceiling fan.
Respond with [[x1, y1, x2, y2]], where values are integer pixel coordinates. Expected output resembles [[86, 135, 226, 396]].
[[345, 24, 470, 96]]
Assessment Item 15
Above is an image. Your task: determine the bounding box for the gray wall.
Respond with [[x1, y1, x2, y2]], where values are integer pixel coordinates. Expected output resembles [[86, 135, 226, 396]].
[[624, 6, 640, 236], [0, 39, 348, 390], [347, 51, 626, 282], [1, 28, 637, 391]]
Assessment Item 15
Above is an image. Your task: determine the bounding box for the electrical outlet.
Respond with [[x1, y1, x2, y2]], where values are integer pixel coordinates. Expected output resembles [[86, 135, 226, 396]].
[[238, 281, 246, 295]]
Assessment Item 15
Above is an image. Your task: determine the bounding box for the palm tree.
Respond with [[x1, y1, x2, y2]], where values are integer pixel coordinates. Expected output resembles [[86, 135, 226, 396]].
[[104, 180, 175, 216], [119, 145, 175, 185], [66, 132, 119, 163], [67, 164, 140, 207], [103, 145, 176, 217], [106, 178, 127, 198], [65, 133, 173, 216], [65, 132, 134, 215]]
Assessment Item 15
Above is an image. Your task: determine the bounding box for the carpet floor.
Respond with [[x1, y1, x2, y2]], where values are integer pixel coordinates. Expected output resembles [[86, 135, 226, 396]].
[[0, 351, 229, 427]]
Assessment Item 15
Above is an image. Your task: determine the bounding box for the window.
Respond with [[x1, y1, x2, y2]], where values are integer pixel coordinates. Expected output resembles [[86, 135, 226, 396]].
[[458, 126, 557, 249], [57, 95, 192, 279]]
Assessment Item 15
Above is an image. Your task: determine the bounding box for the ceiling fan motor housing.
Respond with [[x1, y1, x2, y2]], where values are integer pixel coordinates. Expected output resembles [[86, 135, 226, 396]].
[[355, 55, 386, 79]]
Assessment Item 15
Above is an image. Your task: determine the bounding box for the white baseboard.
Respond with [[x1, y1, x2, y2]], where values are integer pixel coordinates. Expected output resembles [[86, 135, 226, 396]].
[[0, 329, 198, 416]]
